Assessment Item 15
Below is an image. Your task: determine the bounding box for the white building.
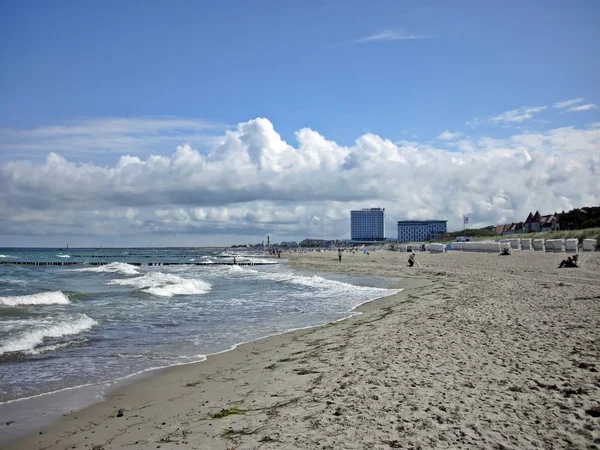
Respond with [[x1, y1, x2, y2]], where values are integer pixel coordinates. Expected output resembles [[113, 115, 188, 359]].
[[350, 208, 385, 241], [397, 220, 447, 242]]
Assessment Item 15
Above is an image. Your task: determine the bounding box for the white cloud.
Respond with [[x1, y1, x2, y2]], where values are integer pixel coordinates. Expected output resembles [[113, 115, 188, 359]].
[[1, 117, 599, 246], [456, 140, 477, 152], [553, 98, 584, 109], [437, 130, 463, 141], [567, 103, 598, 112], [468, 105, 548, 128], [491, 106, 547, 124], [0, 116, 227, 161], [330, 29, 431, 47], [466, 118, 483, 129]]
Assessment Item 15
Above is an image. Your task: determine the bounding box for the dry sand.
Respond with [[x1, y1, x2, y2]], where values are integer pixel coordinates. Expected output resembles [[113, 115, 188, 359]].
[[3, 250, 600, 449]]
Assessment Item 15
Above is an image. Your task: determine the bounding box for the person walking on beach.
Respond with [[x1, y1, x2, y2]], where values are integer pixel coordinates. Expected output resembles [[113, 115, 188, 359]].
[[338, 248, 342, 262]]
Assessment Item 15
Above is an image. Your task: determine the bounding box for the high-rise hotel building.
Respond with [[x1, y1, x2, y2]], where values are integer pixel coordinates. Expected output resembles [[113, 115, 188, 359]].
[[350, 208, 385, 241]]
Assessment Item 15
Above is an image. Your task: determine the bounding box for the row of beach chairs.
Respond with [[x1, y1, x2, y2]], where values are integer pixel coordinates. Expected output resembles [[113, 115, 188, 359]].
[[427, 238, 597, 253]]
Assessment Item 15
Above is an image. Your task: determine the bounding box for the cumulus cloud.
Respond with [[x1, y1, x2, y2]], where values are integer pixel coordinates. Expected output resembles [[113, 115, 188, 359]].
[[437, 130, 463, 141], [568, 103, 598, 112], [491, 106, 547, 124], [553, 98, 584, 109], [1, 118, 599, 245]]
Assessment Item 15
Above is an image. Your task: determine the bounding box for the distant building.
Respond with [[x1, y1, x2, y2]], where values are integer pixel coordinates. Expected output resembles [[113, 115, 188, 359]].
[[279, 241, 298, 248], [496, 222, 525, 236], [299, 239, 328, 248], [524, 211, 559, 232], [350, 208, 385, 241], [496, 211, 560, 236], [397, 220, 447, 242]]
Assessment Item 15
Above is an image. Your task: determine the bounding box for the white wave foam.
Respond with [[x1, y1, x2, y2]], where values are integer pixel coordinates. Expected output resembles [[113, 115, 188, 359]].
[[0, 291, 70, 306], [27, 340, 88, 355], [56, 254, 71, 258], [246, 257, 278, 264], [73, 262, 140, 275], [0, 314, 98, 354], [0, 254, 9, 258], [144, 279, 211, 297], [108, 272, 211, 297], [2, 278, 28, 286], [234, 267, 393, 297]]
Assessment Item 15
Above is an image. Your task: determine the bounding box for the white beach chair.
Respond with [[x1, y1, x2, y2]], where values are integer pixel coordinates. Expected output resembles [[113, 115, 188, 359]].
[[582, 239, 597, 251], [565, 239, 578, 253]]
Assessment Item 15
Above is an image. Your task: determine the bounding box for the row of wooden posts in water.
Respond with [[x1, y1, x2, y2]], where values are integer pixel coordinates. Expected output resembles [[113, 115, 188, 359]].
[[0, 261, 275, 266]]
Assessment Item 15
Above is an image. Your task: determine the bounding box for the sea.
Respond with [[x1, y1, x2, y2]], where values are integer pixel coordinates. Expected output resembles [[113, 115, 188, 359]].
[[0, 247, 398, 424]]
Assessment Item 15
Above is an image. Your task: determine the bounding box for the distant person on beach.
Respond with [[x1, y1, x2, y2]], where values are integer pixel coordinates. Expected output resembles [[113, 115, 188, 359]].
[[233, 256, 237, 264], [338, 248, 342, 262], [408, 253, 419, 267], [558, 256, 578, 268]]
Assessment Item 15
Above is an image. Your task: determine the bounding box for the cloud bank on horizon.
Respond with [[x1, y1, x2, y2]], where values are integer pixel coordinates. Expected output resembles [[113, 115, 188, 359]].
[[1, 114, 599, 246]]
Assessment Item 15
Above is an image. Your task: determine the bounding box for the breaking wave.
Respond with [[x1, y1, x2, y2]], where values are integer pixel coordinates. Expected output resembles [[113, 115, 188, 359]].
[[73, 262, 140, 275], [0, 291, 70, 306], [234, 266, 393, 295], [0, 314, 98, 355], [108, 272, 211, 297]]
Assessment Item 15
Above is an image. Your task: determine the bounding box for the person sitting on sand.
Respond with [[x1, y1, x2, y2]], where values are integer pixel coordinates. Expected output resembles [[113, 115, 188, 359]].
[[558, 256, 578, 268], [500, 247, 511, 256], [408, 253, 419, 267]]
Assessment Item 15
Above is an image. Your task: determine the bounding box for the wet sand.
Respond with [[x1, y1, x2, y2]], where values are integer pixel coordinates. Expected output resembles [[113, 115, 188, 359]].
[[3, 250, 600, 449]]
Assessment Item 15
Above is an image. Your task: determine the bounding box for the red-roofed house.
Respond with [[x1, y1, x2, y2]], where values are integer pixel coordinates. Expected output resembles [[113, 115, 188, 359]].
[[496, 222, 525, 236]]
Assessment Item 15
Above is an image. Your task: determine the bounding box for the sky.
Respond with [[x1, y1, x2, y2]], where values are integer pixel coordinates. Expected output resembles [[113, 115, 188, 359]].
[[1, 0, 599, 247]]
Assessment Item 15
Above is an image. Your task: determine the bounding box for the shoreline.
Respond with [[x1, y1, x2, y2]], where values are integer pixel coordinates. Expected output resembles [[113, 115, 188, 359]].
[[0, 256, 415, 448], [3, 250, 600, 449], [0, 278, 400, 409]]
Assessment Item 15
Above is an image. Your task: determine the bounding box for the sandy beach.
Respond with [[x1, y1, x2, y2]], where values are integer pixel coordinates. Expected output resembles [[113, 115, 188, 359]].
[[2, 250, 600, 449]]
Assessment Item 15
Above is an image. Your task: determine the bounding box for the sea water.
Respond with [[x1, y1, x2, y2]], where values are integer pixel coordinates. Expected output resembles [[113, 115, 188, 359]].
[[0, 248, 398, 405]]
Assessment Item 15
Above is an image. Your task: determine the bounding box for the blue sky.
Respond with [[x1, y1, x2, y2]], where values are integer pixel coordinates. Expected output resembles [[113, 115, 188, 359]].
[[2, 0, 598, 143], [1, 0, 599, 246]]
